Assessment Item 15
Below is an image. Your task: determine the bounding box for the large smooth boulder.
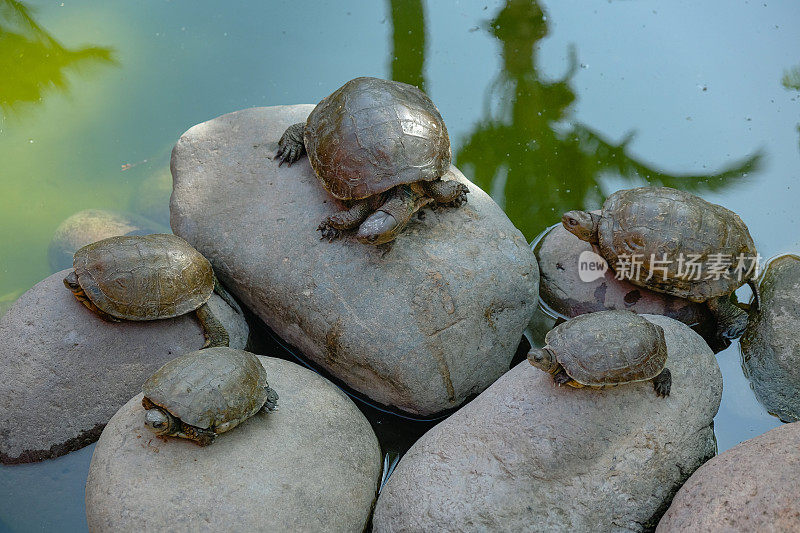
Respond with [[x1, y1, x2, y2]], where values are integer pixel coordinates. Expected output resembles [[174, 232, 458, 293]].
[[657, 422, 800, 532], [86, 356, 381, 533], [373, 315, 721, 532], [536, 223, 716, 343], [48, 209, 167, 272], [0, 270, 248, 464], [740, 254, 800, 422], [170, 105, 539, 416]]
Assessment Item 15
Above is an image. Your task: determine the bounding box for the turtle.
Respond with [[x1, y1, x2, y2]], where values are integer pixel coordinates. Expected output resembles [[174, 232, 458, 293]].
[[142, 347, 279, 446], [63, 233, 241, 348], [528, 310, 672, 397], [561, 186, 760, 341], [274, 76, 469, 245]]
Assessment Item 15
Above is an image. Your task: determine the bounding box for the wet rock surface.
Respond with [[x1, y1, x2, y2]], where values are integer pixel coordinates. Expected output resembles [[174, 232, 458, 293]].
[[48, 209, 167, 272], [0, 270, 247, 464], [170, 105, 539, 416], [657, 422, 800, 532], [535, 222, 718, 343], [86, 356, 381, 533], [373, 315, 721, 532], [740, 254, 800, 422]]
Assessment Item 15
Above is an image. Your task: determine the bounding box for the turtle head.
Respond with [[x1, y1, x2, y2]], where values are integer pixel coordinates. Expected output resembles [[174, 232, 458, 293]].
[[528, 347, 558, 373], [144, 407, 179, 437], [356, 211, 400, 246], [562, 210, 600, 244], [63, 271, 81, 294]]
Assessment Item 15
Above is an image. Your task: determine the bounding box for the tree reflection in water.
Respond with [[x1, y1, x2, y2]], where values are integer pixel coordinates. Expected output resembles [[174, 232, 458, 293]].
[[0, 0, 116, 114], [456, 0, 762, 241]]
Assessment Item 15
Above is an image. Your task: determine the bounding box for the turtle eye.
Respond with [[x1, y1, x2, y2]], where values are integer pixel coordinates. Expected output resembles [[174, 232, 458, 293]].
[[567, 218, 578, 226]]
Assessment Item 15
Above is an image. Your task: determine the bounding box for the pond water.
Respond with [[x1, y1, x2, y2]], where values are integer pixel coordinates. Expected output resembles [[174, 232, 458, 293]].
[[1, 0, 797, 530]]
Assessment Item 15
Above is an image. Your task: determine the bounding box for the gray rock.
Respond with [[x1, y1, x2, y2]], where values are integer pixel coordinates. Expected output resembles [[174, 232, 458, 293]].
[[170, 105, 539, 416], [657, 422, 800, 532], [373, 315, 721, 532], [536, 222, 716, 342], [48, 209, 167, 272], [0, 270, 248, 464], [740, 254, 800, 422], [86, 356, 381, 533]]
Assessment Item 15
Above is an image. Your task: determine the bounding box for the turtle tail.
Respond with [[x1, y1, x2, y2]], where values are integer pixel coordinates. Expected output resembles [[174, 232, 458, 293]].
[[213, 275, 243, 315]]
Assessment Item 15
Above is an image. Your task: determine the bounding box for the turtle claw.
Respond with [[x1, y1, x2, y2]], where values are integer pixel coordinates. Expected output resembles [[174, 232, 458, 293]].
[[317, 221, 341, 242], [553, 370, 571, 386], [447, 183, 470, 208], [274, 145, 300, 167]]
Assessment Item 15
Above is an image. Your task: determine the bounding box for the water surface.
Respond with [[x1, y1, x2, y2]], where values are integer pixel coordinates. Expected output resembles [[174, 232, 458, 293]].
[[1, 1, 797, 531]]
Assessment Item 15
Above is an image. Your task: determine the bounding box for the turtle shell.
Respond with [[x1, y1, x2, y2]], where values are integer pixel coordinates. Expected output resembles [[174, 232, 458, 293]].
[[304, 77, 451, 200], [545, 310, 667, 387], [597, 187, 757, 302], [72, 233, 213, 320], [142, 347, 270, 432]]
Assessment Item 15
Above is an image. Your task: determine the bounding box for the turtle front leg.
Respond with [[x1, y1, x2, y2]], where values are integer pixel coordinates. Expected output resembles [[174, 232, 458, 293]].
[[318, 199, 374, 241], [652, 368, 672, 397], [273, 123, 306, 166], [356, 185, 432, 245], [707, 295, 748, 341], [195, 303, 230, 348], [421, 178, 469, 207], [552, 365, 572, 386]]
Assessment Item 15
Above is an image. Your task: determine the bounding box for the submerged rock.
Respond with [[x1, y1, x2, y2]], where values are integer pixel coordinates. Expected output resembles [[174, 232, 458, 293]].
[[373, 315, 721, 532], [86, 356, 381, 533], [48, 209, 167, 272], [170, 105, 539, 416], [657, 422, 800, 532], [129, 167, 173, 227], [740, 254, 800, 422], [536, 223, 718, 344], [0, 270, 247, 464]]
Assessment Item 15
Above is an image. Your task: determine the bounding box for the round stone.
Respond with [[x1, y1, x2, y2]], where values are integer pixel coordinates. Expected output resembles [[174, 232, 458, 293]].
[[373, 315, 722, 532], [48, 209, 167, 272], [740, 254, 800, 422], [86, 356, 381, 533], [657, 422, 800, 532], [0, 270, 248, 464], [169, 104, 540, 416], [535, 222, 717, 344]]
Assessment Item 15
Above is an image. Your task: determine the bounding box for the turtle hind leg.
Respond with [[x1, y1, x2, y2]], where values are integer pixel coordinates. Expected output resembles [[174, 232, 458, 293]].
[[552, 365, 571, 386], [652, 368, 672, 397], [195, 303, 230, 348], [318, 199, 374, 241], [261, 386, 279, 412], [356, 185, 431, 245], [421, 178, 469, 207], [707, 295, 748, 341], [181, 422, 216, 446], [274, 123, 306, 166], [213, 275, 242, 314]]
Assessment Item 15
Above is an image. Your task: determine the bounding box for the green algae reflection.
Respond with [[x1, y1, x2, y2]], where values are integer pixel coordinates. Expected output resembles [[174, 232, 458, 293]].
[[0, 0, 115, 114], [455, 0, 762, 242], [388, 0, 426, 92]]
